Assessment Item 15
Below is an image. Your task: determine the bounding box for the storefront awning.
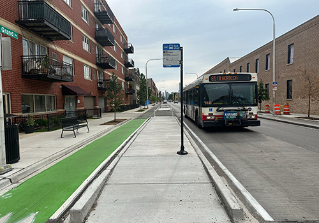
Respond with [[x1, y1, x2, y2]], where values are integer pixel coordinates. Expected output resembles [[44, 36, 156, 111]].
[[62, 85, 91, 96]]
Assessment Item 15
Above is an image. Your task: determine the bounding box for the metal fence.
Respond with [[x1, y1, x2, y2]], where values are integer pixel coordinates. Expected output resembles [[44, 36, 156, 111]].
[[10, 109, 101, 132]]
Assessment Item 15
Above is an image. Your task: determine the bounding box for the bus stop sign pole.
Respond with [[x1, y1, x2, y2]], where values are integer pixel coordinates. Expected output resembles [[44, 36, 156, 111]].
[[177, 47, 187, 155]]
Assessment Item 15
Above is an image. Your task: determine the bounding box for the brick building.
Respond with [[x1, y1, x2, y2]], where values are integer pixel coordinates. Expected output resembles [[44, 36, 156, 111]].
[[205, 15, 319, 115], [1, 0, 134, 117]]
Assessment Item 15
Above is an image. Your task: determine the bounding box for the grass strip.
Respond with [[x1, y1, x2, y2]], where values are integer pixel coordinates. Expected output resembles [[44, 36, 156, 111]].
[[0, 119, 146, 223]]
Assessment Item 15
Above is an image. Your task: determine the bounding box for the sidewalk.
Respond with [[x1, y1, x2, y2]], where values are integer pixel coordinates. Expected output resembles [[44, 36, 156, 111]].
[[258, 112, 319, 129]]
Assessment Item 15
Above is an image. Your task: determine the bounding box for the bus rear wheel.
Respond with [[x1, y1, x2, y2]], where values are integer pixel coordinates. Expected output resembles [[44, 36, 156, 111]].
[[195, 114, 202, 128]]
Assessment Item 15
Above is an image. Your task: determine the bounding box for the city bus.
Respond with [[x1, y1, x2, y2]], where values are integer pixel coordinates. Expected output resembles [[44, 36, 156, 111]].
[[184, 72, 260, 128]]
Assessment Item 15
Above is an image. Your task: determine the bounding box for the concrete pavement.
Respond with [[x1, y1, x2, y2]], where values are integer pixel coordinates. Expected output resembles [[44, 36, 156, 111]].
[[79, 114, 235, 223]]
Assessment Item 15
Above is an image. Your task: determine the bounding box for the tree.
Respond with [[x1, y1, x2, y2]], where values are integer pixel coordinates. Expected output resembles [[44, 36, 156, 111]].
[[105, 73, 123, 121], [137, 73, 147, 108], [151, 95, 157, 103], [298, 66, 319, 117], [257, 80, 270, 111]]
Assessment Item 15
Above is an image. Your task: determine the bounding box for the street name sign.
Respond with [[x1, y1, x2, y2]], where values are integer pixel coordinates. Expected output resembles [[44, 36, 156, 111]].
[[272, 82, 277, 91], [0, 25, 18, 39], [163, 43, 180, 67]]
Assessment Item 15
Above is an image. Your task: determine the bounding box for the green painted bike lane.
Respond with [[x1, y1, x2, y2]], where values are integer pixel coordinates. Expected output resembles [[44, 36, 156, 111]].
[[0, 119, 146, 223]]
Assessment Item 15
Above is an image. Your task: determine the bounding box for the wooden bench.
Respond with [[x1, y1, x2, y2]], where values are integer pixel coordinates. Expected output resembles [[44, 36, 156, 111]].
[[60, 116, 89, 138]]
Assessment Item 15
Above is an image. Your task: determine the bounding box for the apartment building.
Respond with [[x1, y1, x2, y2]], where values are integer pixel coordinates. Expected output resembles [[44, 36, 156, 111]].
[[205, 15, 319, 115], [1, 0, 134, 116]]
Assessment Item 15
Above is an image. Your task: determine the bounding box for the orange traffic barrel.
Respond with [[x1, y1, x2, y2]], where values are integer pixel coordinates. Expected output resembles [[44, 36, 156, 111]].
[[265, 105, 270, 113], [274, 104, 281, 115], [283, 103, 290, 115]]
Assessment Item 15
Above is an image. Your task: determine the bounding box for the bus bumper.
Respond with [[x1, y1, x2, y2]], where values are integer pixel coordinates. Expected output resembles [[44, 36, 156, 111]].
[[202, 120, 260, 127]]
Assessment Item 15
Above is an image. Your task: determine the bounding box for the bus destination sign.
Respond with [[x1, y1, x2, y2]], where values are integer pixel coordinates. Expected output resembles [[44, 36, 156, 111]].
[[209, 74, 251, 82]]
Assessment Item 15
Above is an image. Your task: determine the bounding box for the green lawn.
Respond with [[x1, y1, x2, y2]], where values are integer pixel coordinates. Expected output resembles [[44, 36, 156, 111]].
[[0, 119, 146, 223]]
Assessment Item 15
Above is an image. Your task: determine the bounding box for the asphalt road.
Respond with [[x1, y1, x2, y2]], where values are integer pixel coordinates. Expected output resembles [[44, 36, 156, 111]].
[[169, 102, 319, 222]]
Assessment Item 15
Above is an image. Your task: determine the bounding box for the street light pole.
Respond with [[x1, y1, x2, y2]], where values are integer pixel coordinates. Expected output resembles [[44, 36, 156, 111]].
[[233, 8, 276, 110], [145, 59, 162, 108], [186, 72, 198, 78]]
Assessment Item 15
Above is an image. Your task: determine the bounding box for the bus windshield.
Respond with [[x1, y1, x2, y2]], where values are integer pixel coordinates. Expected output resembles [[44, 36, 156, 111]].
[[202, 82, 257, 106]]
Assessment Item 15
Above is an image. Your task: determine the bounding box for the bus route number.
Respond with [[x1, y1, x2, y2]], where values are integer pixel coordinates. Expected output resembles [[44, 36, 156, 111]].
[[209, 74, 251, 82], [210, 75, 238, 82]]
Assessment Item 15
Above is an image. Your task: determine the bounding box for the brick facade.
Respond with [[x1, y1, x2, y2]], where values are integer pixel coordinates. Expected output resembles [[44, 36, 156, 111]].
[[0, 0, 134, 115], [205, 15, 319, 115]]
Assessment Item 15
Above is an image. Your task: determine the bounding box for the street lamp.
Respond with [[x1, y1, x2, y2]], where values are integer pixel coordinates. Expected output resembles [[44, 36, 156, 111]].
[[186, 72, 198, 78], [233, 8, 276, 110], [145, 59, 162, 108]]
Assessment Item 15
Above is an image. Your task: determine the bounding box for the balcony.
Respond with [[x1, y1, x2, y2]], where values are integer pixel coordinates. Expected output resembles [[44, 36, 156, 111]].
[[125, 88, 135, 95], [21, 55, 73, 82], [95, 28, 114, 46], [97, 79, 108, 91], [124, 43, 134, 54], [124, 58, 134, 68], [125, 70, 135, 81], [16, 1, 71, 41], [96, 53, 116, 69], [94, 2, 114, 24]]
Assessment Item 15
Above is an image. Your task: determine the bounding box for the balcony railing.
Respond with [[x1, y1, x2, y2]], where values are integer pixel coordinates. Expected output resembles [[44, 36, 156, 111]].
[[124, 58, 134, 68], [124, 43, 134, 54], [125, 71, 135, 81], [125, 88, 135, 95], [95, 28, 114, 46], [94, 2, 114, 24], [21, 55, 73, 82], [16, 1, 71, 41], [97, 79, 108, 91], [96, 53, 116, 69]]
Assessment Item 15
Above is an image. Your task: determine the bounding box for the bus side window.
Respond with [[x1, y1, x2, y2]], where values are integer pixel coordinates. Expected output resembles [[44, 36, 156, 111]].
[[194, 88, 198, 105]]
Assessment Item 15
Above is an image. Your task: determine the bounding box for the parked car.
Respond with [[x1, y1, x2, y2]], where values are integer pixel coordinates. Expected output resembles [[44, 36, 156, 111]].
[[163, 100, 167, 104], [174, 100, 178, 104]]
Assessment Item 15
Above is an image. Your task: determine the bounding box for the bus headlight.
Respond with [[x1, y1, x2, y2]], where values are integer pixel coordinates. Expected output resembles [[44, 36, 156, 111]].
[[206, 116, 215, 120]]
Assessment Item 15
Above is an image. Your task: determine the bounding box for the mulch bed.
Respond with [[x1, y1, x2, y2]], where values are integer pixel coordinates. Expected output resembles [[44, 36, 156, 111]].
[[101, 119, 127, 125]]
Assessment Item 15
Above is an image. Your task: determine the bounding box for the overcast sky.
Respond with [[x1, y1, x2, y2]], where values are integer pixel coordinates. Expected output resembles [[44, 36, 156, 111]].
[[107, 0, 319, 93]]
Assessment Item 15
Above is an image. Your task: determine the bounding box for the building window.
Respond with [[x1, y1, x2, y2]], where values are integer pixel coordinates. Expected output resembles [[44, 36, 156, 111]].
[[120, 35, 123, 42], [288, 43, 294, 64], [22, 39, 47, 56], [240, 66, 242, 72], [233, 69, 236, 73], [247, 63, 250, 72], [63, 55, 74, 76], [81, 5, 88, 23], [287, 80, 292, 99], [266, 54, 270, 70], [115, 61, 117, 70], [265, 84, 269, 98], [21, 94, 56, 113], [122, 66, 124, 74], [82, 35, 89, 52], [114, 44, 116, 52], [113, 24, 116, 33], [84, 64, 91, 80], [52, 52, 57, 66], [255, 59, 259, 73], [121, 51, 123, 59], [63, 0, 71, 6]]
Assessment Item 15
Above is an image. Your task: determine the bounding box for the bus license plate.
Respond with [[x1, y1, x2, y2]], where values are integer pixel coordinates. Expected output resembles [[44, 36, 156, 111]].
[[224, 111, 240, 120]]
